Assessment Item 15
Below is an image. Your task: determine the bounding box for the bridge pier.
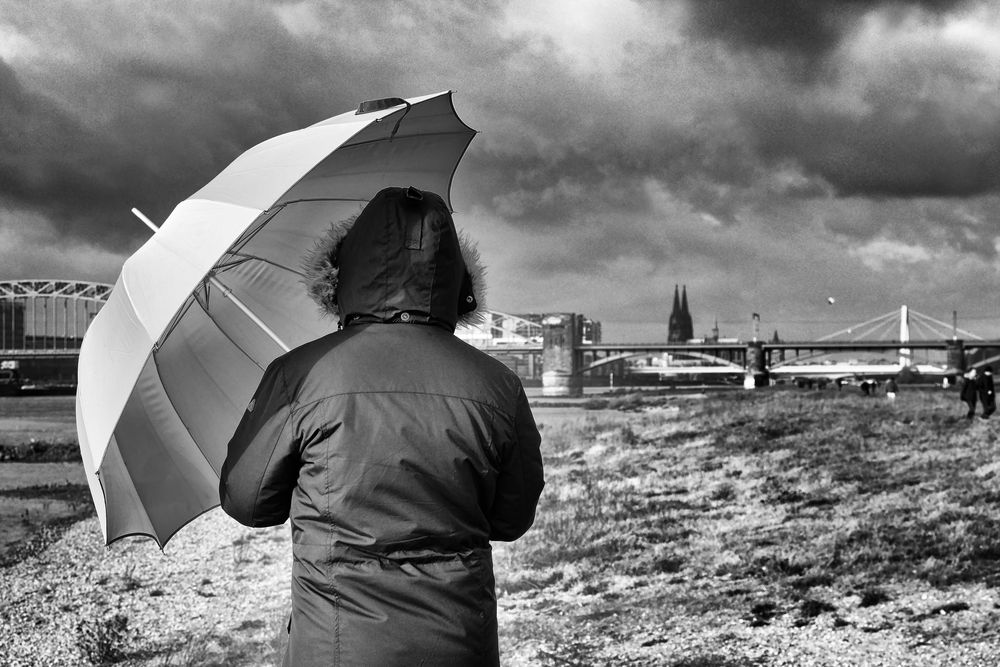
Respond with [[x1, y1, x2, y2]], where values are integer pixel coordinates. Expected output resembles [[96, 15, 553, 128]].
[[946, 339, 965, 377], [745, 341, 769, 388], [541, 313, 583, 397]]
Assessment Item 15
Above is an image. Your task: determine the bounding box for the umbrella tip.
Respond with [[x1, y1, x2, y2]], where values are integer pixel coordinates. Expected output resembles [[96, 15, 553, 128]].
[[131, 207, 160, 234], [355, 97, 408, 115]]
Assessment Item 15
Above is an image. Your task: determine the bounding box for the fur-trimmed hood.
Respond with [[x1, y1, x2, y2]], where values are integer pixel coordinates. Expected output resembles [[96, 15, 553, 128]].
[[303, 186, 485, 331]]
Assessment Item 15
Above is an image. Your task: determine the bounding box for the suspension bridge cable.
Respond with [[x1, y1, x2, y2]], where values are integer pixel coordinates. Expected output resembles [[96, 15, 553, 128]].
[[908, 308, 984, 340], [817, 310, 898, 341]]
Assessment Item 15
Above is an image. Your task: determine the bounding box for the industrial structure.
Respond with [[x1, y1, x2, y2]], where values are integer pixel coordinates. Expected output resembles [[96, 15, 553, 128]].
[[0, 280, 112, 389]]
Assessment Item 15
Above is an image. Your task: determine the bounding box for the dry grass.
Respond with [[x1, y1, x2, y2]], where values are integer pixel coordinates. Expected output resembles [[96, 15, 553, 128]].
[[0, 396, 77, 446], [495, 388, 1000, 665]]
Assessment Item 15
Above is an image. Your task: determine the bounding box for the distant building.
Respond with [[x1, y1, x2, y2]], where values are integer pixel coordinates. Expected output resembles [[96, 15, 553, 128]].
[[454, 311, 603, 382], [667, 285, 694, 342], [504, 313, 600, 344]]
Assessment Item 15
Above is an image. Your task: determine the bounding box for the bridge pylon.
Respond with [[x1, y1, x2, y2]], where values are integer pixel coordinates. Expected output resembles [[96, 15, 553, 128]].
[[541, 313, 583, 397], [745, 341, 769, 388]]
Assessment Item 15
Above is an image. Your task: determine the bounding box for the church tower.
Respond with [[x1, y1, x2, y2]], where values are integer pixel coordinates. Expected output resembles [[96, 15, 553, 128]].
[[680, 285, 694, 341], [668, 285, 684, 342], [668, 284, 694, 342]]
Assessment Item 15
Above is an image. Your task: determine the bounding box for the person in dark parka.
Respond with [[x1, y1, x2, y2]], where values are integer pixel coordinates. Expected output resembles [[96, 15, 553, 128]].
[[960, 369, 979, 419], [978, 365, 996, 419], [219, 186, 544, 666]]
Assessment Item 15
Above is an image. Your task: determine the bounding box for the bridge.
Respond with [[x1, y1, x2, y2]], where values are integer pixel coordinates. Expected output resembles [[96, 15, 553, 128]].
[[3, 279, 997, 395], [457, 308, 1000, 396]]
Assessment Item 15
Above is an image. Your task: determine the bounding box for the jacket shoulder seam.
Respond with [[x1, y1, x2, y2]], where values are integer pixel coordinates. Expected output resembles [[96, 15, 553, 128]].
[[289, 389, 516, 421]]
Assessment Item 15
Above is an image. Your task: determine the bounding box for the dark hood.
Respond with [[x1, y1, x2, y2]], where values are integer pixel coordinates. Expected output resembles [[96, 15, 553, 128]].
[[303, 186, 485, 331]]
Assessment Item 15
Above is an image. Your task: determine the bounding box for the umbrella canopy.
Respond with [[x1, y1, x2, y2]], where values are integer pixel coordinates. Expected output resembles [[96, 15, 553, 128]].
[[76, 91, 477, 546]]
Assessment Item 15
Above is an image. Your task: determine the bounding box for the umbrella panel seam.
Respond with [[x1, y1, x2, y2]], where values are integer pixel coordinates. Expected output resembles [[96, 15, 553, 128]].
[[190, 289, 268, 371], [227, 206, 286, 256], [226, 198, 370, 259], [149, 350, 226, 479], [340, 129, 474, 151], [217, 253, 307, 279]]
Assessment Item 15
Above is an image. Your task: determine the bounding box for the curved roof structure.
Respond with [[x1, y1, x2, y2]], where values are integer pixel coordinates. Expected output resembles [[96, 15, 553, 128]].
[[0, 280, 114, 302], [1, 280, 113, 352]]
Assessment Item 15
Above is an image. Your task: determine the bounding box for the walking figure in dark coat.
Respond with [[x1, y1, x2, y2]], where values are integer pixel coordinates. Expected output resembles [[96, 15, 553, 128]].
[[960, 369, 979, 419], [219, 187, 545, 666], [979, 365, 996, 419]]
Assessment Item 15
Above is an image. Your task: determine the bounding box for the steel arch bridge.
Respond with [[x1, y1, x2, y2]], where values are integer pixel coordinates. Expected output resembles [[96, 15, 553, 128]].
[[1, 280, 113, 353], [456, 309, 543, 345]]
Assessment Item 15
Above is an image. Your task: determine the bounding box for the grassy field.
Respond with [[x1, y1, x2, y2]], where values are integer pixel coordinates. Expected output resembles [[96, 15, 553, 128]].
[[0, 396, 89, 565], [0, 395, 77, 447], [495, 387, 1000, 664], [3, 388, 1000, 665]]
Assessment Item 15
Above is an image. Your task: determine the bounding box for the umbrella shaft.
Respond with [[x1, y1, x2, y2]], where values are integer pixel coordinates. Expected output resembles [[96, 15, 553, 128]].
[[130, 208, 291, 353], [208, 276, 291, 352]]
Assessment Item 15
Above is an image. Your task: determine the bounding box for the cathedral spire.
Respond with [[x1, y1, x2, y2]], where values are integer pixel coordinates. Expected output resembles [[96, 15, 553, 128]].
[[668, 284, 682, 342], [680, 285, 693, 340]]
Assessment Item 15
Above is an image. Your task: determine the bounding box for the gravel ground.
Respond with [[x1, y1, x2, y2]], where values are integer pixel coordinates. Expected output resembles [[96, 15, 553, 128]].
[[1, 512, 291, 666], [3, 511, 1000, 666]]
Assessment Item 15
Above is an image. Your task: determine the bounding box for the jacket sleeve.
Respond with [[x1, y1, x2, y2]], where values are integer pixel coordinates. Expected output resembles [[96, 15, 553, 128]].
[[489, 384, 545, 541], [219, 359, 300, 527]]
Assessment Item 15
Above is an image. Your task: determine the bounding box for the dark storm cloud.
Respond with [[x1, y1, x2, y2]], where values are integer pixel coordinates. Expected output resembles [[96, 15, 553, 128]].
[[463, 116, 769, 234], [685, 0, 860, 64], [744, 81, 1000, 199], [0, 59, 105, 216], [0, 5, 357, 250], [0, 57, 304, 250], [680, 0, 1000, 202], [685, 0, 967, 61]]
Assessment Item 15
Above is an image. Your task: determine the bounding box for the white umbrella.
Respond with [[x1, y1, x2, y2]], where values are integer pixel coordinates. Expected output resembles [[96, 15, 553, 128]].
[[76, 91, 476, 546]]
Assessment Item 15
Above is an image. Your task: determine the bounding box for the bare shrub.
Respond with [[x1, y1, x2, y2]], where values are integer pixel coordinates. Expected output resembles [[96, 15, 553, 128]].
[[76, 612, 130, 665]]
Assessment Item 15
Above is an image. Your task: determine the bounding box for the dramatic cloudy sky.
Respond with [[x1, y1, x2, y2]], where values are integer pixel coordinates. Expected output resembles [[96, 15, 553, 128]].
[[2, 0, 999, 341]]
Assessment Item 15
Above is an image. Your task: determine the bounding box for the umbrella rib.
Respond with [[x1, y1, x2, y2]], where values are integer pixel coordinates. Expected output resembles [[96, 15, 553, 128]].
[[191, 290, 268, 371], [149, 351, 226, 479], [227, 198, 367, 257], [340, 129, 474, 151], [114, 354, 224, 549], [207, 276, 291, 352], [218, 253, 307, 278], [97, 438, 158, 548]]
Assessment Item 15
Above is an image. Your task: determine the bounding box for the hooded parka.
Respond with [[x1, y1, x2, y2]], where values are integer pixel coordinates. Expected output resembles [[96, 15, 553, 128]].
[[978, 366, 996, 418], [220, 187, 544, 666]]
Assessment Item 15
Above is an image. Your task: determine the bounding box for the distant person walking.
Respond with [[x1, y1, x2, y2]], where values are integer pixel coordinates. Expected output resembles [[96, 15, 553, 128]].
[[884, 377, 898, 402], [978, 365, 996, 419], [960, 368, 979, 419]]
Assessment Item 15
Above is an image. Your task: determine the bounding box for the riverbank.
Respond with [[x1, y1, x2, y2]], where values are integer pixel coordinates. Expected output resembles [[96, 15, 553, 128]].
[[3, 388, 1000, 665]]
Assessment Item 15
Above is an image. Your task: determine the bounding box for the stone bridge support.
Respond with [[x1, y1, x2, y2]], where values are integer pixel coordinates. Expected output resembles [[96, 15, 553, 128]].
[[946, 339, 965, 377], [745, 341, 769, 388], [541, 313, 583, 397]]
